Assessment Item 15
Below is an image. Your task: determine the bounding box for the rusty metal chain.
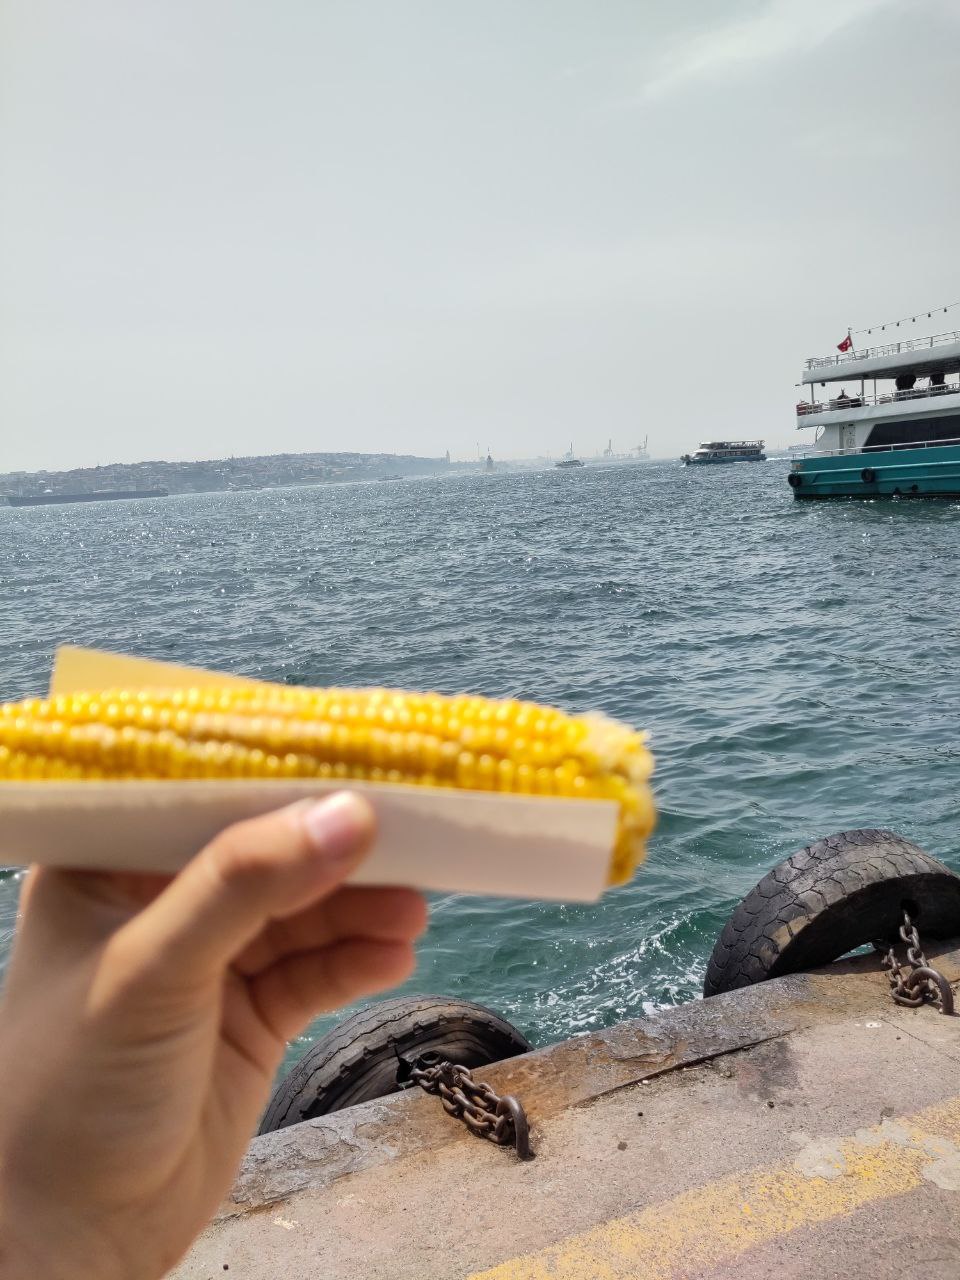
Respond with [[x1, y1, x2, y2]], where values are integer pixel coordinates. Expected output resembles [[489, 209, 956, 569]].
[[400, 1051, 533, 1160], [880, 910, 955, 1015]]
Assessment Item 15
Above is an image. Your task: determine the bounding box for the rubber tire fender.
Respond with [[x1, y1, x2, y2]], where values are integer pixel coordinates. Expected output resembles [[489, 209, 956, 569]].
[[704, 828, 960, 997], [258, 995, 532, 1133], [861, 467, 877, 483], [787, 472, 802, 488]]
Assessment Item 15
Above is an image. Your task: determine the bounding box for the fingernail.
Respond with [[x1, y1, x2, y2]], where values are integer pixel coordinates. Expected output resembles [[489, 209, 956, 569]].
[[302, 792, 374, 862]]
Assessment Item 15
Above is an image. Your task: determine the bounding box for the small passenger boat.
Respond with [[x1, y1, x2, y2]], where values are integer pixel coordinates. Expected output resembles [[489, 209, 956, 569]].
[[555, 443, 585, 469], [681, 440, 765, 465], [789, 327, 960, 498]]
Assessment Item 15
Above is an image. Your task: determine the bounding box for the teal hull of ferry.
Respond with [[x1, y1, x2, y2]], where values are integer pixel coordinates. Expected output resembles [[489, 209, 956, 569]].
[[789, 443, 960, 499]]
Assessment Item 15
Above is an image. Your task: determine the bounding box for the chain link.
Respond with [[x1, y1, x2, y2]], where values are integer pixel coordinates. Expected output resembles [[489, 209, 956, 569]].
[[402, 1052, 533, 1160], [881, 910, 955, 1016]]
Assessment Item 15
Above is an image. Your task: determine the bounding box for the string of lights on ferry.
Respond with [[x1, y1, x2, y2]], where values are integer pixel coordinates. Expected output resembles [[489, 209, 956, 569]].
[[853, 299, 960, 336]]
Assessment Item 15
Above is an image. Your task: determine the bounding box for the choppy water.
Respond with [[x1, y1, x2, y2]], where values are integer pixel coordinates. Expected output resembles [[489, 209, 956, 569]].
[[2, 463, 959, 1064]]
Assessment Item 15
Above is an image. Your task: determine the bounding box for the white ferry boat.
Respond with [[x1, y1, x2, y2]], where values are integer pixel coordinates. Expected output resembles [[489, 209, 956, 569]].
[[555, 443, 585, 469], [681, 440, 765, 465], [789, 328, 960, 498]]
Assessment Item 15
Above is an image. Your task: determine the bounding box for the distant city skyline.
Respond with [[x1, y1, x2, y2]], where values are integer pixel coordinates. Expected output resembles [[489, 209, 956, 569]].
[[0, 441, 662, 474], [0, 441, 654, 481], [2, 0, 957, 471]]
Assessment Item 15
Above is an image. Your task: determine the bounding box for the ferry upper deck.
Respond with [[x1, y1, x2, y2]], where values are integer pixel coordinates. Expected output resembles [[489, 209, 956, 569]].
[[801, 328, 960, 385], [797, 329, 960, 432]]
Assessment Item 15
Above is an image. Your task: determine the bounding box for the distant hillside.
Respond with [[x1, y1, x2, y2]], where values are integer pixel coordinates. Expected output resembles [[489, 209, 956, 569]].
[[0, 451, 450, 498]]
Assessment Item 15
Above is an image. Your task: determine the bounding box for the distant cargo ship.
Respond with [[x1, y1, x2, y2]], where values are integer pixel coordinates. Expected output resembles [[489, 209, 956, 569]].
[[5, 489, 168, 508], [592, 435, 649, 465]]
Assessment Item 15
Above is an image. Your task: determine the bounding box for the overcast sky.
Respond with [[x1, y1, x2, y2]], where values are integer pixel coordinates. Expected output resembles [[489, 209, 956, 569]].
[[1, 0, 957, 470]]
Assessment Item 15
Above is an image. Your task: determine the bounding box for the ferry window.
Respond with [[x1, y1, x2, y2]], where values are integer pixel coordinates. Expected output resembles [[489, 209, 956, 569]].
[[864, 417, 960, 449]]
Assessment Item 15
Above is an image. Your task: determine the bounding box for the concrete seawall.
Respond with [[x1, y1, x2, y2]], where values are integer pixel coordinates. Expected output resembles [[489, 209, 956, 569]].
[[173, 944, 960, 1279]]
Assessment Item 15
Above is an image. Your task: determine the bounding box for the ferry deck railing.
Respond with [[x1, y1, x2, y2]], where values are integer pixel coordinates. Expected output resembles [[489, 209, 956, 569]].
[[694, 440, 764, 448], [796, 381, 960, 416], [805, 329, 960, 371], [792, 433, 960, 461]]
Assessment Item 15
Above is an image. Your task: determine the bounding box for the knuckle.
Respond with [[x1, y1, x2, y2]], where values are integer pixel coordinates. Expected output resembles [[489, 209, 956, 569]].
[[204, 808, 305, 889], [210, 835, 277, 889]]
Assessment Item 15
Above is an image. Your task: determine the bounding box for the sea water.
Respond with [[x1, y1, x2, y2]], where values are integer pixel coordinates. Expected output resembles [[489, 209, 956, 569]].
[[1, 463, 959, 1064]]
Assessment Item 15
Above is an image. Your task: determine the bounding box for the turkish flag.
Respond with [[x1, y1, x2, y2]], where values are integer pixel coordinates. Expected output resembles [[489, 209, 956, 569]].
[[837, 334, 853, 352]]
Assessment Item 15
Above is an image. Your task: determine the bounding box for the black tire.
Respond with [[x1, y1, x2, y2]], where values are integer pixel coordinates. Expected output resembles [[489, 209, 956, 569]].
[[258, 995, 532, 1134], [787, 472, 802, 488], [861, 467, 877, 483], [704, 828, 960, 997]]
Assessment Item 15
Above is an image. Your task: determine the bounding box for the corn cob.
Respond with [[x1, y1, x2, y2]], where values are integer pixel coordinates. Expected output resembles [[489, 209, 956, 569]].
[[0, 685, 655, 884]]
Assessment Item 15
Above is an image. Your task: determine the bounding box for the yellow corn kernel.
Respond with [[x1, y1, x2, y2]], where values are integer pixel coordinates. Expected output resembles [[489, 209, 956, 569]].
[[0, 685, 655, 884]]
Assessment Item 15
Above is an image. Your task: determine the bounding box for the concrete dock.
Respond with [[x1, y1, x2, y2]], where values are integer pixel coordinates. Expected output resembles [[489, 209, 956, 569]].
[[172, 944, 960, 1280]]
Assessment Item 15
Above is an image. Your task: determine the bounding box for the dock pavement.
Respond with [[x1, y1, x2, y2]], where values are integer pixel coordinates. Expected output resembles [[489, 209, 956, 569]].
[[172, 944, 960, 1280]]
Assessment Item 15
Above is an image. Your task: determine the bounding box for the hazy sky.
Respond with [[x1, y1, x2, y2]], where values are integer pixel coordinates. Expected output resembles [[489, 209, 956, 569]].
[[2, 0, 958, 470]]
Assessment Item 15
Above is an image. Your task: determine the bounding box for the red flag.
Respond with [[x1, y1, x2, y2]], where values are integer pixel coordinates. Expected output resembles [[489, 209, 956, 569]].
[[837, 333, 853, 352]]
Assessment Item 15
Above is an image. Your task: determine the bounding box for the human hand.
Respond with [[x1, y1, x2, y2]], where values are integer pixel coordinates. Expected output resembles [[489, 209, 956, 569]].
[[0, 793, 426, 1280]]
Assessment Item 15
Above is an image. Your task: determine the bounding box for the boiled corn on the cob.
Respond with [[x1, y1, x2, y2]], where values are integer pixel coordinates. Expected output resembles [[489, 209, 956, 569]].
[[0, 686, 655, 884]]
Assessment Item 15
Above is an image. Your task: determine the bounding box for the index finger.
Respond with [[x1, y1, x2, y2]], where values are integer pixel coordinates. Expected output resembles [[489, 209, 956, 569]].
[[232, 885, 428, 977]]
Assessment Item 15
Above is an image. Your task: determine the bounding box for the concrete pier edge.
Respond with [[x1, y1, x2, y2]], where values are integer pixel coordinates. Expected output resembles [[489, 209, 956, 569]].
[[219, 941, 960, 1220]]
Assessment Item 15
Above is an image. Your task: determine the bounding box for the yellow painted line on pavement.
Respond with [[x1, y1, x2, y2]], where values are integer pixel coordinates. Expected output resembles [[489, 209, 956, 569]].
[[470, 1095, 960, 1280]]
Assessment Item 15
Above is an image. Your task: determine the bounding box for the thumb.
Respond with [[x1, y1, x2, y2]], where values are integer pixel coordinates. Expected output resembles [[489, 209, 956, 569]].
[[115, 792, 375, 986]]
